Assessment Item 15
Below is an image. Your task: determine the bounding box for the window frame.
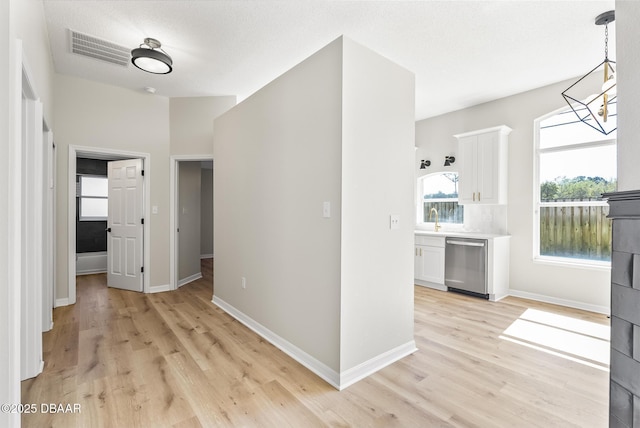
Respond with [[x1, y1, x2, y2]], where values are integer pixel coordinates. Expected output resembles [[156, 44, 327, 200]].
[[533, 109, 615, 269], [416, 171, 464, 229], [78, 174, 108, 221]]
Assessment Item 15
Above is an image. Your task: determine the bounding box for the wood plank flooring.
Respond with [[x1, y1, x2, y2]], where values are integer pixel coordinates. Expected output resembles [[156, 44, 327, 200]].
[[22, 259, 610, 427]]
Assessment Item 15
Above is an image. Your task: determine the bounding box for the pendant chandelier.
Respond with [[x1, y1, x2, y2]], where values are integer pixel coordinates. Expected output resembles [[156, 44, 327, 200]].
[[561, 10, 616, 135]]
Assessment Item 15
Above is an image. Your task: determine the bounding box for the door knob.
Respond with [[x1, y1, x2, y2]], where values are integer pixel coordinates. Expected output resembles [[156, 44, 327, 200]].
[[106, 227, 111, 232]]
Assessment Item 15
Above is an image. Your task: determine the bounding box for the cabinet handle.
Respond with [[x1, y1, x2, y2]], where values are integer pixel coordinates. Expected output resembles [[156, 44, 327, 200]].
[[473, 192, 476, 201], [478, 192, 481, 201], [420, 248, 423, 256], [415, 247, 418, 256]]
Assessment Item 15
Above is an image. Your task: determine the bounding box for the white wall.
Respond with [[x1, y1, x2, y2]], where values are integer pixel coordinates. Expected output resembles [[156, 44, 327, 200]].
[[54, 75, 172, 295], [3, 0, 55, 424], [214, 37, 344, 373], [214, 37, 415, 387], [169, 96, 236, 155], [616, 0, 640, 191], [415, 77, 611, 313], [178, 161, 202, 282], [340, 38, 416, 371], [201, 167, 214, 257], [53, 86, 236, 299]]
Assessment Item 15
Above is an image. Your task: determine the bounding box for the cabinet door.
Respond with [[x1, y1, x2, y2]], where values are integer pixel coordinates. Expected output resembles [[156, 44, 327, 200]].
[[457, 135, 477, 204], [416, 245, 445, 284], [476, 132, 500, 204]]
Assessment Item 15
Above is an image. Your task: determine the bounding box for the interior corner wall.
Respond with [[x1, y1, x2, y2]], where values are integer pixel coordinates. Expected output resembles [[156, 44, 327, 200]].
[[201, 167, 214, 256], [616, 0, 640, 191], [169, 96, 237, 155], [12, 0, 54, 123], [414, 77, 610, 312], [178, 161, 202, 282], [53, 74, 171, 298], [340, 38, 416, 371], [213, 38, 344, 374]]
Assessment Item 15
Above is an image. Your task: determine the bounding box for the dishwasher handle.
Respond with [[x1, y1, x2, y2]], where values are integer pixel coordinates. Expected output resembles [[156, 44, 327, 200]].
[[446, 239, 486, 247]]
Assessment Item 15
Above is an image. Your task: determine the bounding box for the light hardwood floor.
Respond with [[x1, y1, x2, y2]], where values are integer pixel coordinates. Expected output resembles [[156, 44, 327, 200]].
[[22, 259, 609, 427]]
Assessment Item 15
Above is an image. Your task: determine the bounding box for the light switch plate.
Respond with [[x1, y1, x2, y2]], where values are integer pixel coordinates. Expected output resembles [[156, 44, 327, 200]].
[[323, 201, 331, 218]]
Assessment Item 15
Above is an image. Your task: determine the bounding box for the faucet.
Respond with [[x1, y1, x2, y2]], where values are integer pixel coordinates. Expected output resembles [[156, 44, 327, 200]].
[[429, 207, 442, 232]]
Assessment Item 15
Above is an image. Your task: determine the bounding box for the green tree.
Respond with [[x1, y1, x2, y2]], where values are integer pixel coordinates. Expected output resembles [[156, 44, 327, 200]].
[[541, 176, 616, 200]]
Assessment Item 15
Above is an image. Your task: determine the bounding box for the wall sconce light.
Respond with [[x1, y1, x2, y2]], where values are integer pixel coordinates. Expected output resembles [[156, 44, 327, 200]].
[[420, 160, 431, 169], [444, 156, 455, 166]]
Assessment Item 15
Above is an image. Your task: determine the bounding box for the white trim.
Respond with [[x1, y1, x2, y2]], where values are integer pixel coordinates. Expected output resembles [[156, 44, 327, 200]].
[[55, 298, 70, 308], [178, 272, 202, 287], [2, 38, 23, 426], [148, 284, 172, 294], [200, 254, 214, 259], [508, 289, 610, 315], [20, 53, 44, 381], [76, 251, 107, 275], [414, 280, 447, 292], [532, 255, 611, 271], [213, 295, 417, 390], [213, 295, 341, 389], [170, 155, 214, 291], [532, 107, 616, 265], [68, 145, 151, 302], [338, 341, 418, 390]]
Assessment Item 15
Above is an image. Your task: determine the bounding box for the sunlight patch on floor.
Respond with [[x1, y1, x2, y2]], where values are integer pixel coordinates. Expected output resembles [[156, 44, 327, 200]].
[[499, 308, 610, 371]]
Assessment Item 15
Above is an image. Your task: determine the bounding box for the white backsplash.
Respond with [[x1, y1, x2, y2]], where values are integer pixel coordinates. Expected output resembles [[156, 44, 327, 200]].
[[463, 204, 508, 234]]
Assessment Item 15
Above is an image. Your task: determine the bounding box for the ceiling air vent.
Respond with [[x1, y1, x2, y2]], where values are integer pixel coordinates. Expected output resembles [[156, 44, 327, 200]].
[[69, 29, 130, 67]]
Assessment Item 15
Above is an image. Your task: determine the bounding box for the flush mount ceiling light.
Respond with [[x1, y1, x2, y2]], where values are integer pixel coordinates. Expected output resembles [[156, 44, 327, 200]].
[[562, 10, 616, 135], [131, 38, 173, 74]]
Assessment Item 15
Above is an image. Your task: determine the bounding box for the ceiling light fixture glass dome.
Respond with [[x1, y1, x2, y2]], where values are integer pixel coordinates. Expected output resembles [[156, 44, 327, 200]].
[[131, 38, 173, 74]]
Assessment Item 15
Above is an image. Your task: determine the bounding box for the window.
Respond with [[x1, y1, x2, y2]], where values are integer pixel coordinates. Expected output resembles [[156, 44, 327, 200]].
[[78, 175, 108, 221], [535, 108, 616, 264], [417, 172, 463, 225]]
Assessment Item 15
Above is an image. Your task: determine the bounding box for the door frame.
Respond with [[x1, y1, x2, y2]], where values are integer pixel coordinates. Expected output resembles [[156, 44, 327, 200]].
[[67, 145, 151, 304], [17, 42, 45, 380], [170, 154, 213, 290]]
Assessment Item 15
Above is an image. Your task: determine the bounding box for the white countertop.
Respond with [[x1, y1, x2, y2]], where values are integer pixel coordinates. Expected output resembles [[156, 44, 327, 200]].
[[415, 229, 510, 240]]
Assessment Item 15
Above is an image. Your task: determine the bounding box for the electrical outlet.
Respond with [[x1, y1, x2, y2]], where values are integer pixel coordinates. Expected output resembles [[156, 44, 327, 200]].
[[390, 214, 400, 230], [241, 277, 246, 289]]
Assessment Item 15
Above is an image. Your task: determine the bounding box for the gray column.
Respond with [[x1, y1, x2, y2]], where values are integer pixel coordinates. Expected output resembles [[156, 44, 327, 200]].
[[606, 190, 640, 428]]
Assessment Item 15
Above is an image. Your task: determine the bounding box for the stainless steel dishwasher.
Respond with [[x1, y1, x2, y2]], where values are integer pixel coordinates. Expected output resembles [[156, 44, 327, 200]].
[[444, 237, 488, 299]]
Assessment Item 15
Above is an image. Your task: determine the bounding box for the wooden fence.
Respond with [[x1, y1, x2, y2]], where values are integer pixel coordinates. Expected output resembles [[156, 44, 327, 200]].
[[423, 201, 463, 224], [539, 202, 611, 261]]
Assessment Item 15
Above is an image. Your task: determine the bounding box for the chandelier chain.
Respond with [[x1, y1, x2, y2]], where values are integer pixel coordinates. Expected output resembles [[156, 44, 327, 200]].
[[604, 23, 609, 60]]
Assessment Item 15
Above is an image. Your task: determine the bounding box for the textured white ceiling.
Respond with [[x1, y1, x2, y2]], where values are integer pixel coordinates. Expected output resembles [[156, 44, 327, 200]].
[[43, 0, 616, 120]]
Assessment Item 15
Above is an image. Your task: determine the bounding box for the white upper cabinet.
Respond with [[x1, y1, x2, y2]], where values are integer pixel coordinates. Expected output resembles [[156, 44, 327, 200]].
[[455, 125, 512, 205]]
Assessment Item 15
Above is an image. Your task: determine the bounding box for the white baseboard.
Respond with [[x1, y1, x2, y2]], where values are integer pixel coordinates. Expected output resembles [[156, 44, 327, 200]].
[[178, 272, 202, 287], [414, 280, 447, 292], [55, 298, 70, 308], [76, 269, 107, 275], [212, 295, 341, 389], [76, 251, 107, 275], [200, 254, 213, 259], [148, 284, 172, 294], [508, 289, 610, 315], [339, 341, 418, 390], [489, 292, 508, 302], [212, 295, 417, 390]]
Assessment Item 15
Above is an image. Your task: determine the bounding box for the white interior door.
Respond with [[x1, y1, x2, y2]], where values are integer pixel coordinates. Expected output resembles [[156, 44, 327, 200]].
[[107, 159, 143, 292]]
